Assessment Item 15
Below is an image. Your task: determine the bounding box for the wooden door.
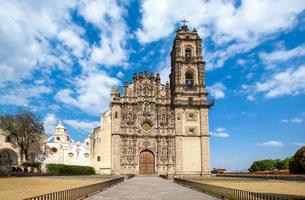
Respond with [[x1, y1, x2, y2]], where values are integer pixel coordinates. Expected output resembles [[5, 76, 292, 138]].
[[139, 150, 155, 174]]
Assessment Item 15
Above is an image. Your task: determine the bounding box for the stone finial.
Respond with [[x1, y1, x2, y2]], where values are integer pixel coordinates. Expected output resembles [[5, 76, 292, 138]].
[[111, 87, 120, 97], [166, 81, 170, 87], [149, 72, 154, 80], [144, 70, 148, 77], [133, 72, 137, 80], [156, 73, 160, 82], [139, 71, 143, 78]]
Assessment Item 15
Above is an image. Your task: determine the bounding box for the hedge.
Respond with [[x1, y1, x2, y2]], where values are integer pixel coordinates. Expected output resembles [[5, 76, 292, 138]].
[[47, 164, 95, 175], [22, 162, 42, 169]]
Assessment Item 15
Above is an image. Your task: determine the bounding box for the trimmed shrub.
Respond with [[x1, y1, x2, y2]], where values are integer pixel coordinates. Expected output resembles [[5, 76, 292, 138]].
[[23, 162, 41, 169], [289, 146, 305, 174], [47, 164, 95, 175]]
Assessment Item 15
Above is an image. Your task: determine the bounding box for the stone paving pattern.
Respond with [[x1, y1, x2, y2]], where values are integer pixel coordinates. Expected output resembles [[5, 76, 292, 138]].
[[86, 177, 218, 200]]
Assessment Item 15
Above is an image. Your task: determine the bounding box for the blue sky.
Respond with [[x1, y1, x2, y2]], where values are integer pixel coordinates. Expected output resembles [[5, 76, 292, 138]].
[[0, 0, 304, 171]]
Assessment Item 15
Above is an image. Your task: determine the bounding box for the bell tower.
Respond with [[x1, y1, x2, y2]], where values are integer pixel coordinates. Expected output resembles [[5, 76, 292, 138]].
[[170, 24, 207, 105], [170, 23, 211, 175]]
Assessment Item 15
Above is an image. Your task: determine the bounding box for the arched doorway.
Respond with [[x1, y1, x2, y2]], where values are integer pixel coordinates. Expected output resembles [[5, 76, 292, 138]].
[[139, 150, 155, 174]]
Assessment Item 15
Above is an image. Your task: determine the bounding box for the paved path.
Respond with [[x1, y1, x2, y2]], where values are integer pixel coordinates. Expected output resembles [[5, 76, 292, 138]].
[[86, 176, 218, 200]]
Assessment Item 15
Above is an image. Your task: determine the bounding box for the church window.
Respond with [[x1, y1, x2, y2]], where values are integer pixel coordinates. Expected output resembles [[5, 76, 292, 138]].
[[50, 147, 57, 153], [115, 111, 118, 118], [84, 153, 89, 158], [142, 121, 152, 132], [68, 152, 74, 158], [97, 156, 101, 161], [185, 71, 194, 89], [185, 48, 192, 62], [56, 137, 60, 141], [99, 138, 101, 143]]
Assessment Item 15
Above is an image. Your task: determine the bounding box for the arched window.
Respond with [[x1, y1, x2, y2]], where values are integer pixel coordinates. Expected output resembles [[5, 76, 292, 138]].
[[185, 48, 192, 62], [185, 71, 194, 89], [115, 111, 118, 118]]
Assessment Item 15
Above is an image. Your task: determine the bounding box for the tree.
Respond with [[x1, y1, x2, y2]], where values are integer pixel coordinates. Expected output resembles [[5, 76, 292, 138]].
[[249, 159, 277, 172], [0, 108, 45, 162], [276, 158, 290, 170], [289, 146, 305, 174]]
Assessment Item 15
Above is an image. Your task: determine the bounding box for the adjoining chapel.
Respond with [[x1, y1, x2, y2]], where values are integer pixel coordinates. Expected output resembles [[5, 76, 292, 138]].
[[43, 121, 91, 167], [91, 24, 212, 175]]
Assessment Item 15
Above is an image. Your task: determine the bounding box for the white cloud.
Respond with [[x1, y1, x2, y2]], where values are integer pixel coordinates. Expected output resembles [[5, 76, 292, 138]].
[[258, 140, 283, 147], [280, 119, 289, 123], [58, 26, 88, 58], [260, 45, 305, 65], [137, 0, 305, 69], [116, 71, 125, 78], [157, 58, 171, 84], [291, 117, 303, 123], [43, 114, 58, 136], [56, 70, 120, 115], [0, 1, 76, 83], [210, 128, 229, 138], [78, 0, 128, 66], [207, 83, 226, 99], [255, 65, 305, 98], [293, 142, 305, 147], [280, 116, 303, 123], [0, 84, 52, 106], [64, 119, 99, 134]]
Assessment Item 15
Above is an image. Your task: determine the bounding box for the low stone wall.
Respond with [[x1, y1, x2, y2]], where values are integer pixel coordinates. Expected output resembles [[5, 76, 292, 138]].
[[217, 173, 305, 181]]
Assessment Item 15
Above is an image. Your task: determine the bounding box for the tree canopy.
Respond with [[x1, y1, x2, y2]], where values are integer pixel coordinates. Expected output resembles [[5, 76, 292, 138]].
[[289, 146, 305, 174], [0, 108, 46, 162], [249, 158, 290, 172]]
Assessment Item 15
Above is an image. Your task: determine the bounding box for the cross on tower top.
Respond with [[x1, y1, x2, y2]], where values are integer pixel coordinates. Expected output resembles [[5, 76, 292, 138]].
[[181, 17, 189, 26]]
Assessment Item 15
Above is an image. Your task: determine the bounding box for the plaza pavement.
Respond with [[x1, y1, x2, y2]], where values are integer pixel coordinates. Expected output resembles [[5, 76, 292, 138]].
[[86, 176, 218, 200]]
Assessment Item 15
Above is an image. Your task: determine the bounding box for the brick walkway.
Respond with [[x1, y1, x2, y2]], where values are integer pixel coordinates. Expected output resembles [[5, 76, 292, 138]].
[[86, 176, 218, 200]]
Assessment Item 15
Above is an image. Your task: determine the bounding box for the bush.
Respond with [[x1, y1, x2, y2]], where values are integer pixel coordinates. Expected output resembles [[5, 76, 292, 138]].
[[289, 146, 305, 174], [211, 168, 218, 174], [47, 164, 95, 176], [249, 158, 291, 172], [22, 162, 41, 169]]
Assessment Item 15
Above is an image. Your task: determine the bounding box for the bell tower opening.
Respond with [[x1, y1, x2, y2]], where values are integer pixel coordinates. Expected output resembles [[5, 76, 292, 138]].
[[185, 71, 194, 89], [185, 48, 192, 63]]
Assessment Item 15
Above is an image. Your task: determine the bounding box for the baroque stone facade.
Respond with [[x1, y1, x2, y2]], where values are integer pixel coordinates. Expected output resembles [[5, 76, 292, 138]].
[[91, 24, 211, 175]]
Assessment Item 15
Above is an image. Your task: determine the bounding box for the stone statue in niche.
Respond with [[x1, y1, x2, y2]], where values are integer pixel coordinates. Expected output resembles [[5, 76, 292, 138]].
[[143, 84, 151, 96], [160, 108, 168, 126], [143, 103, 151, 117], [161, 147, 167, 162], [126, 106, 135, 125]]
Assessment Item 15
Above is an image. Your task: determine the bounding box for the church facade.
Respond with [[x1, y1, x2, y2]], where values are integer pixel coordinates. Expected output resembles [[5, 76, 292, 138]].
[[91, 25, 211, 175]]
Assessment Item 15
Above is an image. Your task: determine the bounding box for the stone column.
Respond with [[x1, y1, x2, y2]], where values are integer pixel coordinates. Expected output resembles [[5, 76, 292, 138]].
[[200, 108, 210, 174], [111, 135, 121, 175]]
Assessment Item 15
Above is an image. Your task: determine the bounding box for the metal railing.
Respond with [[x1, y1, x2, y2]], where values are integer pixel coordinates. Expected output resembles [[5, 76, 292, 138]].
[[174, 178, 305, 200], [24, 177, 124, 200]]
